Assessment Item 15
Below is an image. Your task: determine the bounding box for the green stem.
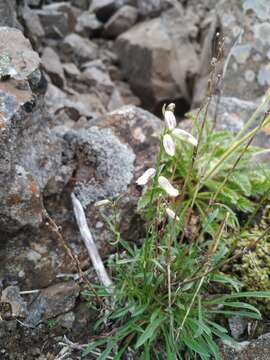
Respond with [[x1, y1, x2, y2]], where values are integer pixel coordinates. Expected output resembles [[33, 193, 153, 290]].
[[235, 89, 270, 140], [203, 114, 270, 182]]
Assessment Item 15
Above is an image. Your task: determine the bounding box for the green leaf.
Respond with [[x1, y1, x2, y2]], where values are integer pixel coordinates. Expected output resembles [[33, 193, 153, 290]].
[[210, 274, 241, 292], [182, 335, 210, 356], [230, 172, 251, 196], [203, 335, 222, 360], [135, 312, 164, 349]]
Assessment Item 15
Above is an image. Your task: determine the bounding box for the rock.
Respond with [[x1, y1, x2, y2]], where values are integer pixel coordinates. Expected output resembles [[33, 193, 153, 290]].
[[88, 105, 162, 178], [0, 0, 22, 28], [41, 2, 79, 33], [0, 27, 61, 232], [228, 316, 247, 340], [182, 95, 270, 165], [21, 6, 45, 49], [45, 83, 105, 120], [137, 0, 171, 18], [75, 11, 103, 37], [35, 8, 70, 39], [81, 60, 114, 93], [26, 281, 80, 327], [62, 33, 98, 65], [63, 63, 81, 79], [115, 8, 199, 110], [217, 0, 270, 100], [65, 126, 135, 207], [1, 286, 28, 318], [107, 87, 125, 111], [90, 0, 118, 22], [115, 80, 141, 106], [56, 311, 75, 329], [103, 5, 138, 38], [220, 333, 270, 360], [71, 0, 90, 10], [41, 47, 65, 88]]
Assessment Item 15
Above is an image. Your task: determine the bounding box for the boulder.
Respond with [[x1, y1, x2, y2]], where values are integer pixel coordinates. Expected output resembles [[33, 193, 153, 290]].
[[41, 47, 65, 88], [103, 5, 138, 38], [115, 8, 199, 110], [0, 27, 61, 232], [62, 33, 98, 65]]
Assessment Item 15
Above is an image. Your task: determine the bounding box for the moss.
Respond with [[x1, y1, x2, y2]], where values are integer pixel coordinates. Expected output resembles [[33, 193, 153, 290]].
[[227, 206, 270, 312]]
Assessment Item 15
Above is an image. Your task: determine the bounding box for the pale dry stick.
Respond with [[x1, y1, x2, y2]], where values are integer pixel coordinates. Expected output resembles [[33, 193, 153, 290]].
[[71, 193, 113, 291]]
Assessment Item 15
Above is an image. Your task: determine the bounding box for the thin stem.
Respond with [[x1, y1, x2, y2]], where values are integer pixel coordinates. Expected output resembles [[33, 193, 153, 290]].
[[176, 276, 205, 341], [236, 89, 270, 140]]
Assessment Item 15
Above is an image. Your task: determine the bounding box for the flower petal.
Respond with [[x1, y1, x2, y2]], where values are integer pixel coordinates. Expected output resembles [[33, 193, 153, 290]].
[[172, 128, 198, 147], [163, 134, 175, 156], [164, 110, 176, 130], [166, 207, 180, 221], [94, 199, 111, 207], [158, 176, 179, 197], [136, 168, 156, 186]]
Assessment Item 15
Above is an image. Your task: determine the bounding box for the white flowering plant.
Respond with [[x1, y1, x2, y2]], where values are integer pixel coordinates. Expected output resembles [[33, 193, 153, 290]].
[[83, 95, 270, 359]]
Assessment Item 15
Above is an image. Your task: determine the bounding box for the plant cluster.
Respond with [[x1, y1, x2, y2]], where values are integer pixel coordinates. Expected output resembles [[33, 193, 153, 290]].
[[225, 206, 270, 312], [82, 92, 270, 359]]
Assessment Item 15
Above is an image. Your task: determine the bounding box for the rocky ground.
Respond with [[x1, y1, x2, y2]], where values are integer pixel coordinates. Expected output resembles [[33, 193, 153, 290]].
[[0, 0, 270, 359]]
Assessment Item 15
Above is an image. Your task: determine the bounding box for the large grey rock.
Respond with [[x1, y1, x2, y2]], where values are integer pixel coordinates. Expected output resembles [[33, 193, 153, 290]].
[[103, 5, 138, 38], [0, 27, 61, 232], [116, 8, 199, 110], [65, 126, 135, 207]]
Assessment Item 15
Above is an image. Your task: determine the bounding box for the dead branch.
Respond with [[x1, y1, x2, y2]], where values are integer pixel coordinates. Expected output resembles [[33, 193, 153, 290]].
[[71, 193, 113, 291]]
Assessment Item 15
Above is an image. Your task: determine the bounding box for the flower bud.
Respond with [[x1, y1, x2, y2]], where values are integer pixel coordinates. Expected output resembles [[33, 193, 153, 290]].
[[172, 128, 198, 147], [164, 110, 176, 130], [163, 134, 175, 156], [166, 207, 180, 221], [136, 168, 156, 186], [158, 176, 179, 197]]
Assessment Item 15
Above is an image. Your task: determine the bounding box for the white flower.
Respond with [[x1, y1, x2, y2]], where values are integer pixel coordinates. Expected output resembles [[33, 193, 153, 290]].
[[158, 176, 179, 197], [165, 208, 180, 221], [172, 128, 198, 147], [136, 168, 156, 186], [163, 134, 175, 156], [164, 110, 176, 130], [94, 199, 111, 207]]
